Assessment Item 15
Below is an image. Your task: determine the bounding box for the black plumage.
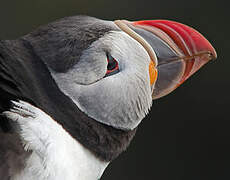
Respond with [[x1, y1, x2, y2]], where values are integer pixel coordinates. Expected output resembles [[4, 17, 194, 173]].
[[0, 16, 136, 166]]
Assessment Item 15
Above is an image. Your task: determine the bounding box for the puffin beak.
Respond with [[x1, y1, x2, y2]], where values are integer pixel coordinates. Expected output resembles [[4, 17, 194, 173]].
[[117, 20, 217, 99]]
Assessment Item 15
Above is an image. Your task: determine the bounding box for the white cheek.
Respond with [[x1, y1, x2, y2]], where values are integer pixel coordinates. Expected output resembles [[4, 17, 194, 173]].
[[50, 31, 153, 130]]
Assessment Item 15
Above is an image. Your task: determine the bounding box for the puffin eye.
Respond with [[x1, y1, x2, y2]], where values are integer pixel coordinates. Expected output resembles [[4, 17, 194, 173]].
[[105, 54, 119, 77]]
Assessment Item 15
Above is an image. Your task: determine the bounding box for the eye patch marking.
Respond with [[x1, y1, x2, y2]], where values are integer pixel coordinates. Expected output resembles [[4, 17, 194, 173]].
[[105, 53, 119, 77]]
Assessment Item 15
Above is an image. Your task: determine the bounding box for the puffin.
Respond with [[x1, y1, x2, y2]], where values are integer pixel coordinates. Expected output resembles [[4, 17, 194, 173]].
[[0, 15, 216, 180]]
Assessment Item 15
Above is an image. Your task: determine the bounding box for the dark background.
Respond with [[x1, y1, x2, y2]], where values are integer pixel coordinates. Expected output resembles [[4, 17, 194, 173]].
[[0, 0, 228, 179]]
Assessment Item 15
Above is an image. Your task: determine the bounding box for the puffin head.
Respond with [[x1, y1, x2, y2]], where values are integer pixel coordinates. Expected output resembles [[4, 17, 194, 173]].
[[23, 15, 216, 132]]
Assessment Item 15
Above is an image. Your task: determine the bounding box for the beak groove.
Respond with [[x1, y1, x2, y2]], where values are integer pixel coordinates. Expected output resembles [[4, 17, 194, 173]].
[[157, 51, 215, 67]]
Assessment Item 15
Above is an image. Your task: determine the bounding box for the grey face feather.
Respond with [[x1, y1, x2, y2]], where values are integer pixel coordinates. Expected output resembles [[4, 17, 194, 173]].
[[51, 31, 153, 130], [24, 15, 154, 130]]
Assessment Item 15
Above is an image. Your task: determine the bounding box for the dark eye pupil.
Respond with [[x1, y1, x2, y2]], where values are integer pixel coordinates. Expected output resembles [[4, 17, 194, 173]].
[[107, 54, 118, 71], [107, 58, 117, 70], [105, 53, 119, 78]]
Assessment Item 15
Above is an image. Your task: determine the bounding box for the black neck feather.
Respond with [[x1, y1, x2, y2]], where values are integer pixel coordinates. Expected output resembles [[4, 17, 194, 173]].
[[0, 40, 137, 161]]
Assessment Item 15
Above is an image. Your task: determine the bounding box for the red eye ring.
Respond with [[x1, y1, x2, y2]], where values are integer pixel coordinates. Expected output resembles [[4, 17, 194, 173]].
[[105, 54, 120, 77]]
